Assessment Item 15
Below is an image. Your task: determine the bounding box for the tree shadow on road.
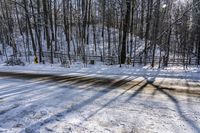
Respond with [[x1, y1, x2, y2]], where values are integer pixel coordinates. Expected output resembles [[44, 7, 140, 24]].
[[124, 69, 160, 102], [125, 72, 200, 132], [19, 76, 136, 133], [83, 78, 145, 121], [1, 72, 199, 132], [154, 85, 200, 132]]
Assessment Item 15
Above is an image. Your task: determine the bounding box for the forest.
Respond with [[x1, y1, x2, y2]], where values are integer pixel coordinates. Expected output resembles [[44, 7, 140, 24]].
[[0, 0, 200, 68]]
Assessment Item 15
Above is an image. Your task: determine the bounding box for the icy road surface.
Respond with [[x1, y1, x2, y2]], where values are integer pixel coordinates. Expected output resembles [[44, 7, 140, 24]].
[[0, 72, 200, 133]]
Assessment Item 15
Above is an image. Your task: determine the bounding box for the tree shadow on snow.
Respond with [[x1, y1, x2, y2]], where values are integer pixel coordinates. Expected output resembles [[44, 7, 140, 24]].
[[19, 76, 136, 133], [0, 72, 199, 132], [124, 70, 200, 132]]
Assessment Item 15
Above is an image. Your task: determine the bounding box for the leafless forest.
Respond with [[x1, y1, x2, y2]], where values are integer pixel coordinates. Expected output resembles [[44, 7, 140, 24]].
[[0, 0, 200, 68]]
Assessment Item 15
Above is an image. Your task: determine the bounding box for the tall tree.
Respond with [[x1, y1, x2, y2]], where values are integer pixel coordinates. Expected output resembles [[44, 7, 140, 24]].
[[121, 0, 133, 64]]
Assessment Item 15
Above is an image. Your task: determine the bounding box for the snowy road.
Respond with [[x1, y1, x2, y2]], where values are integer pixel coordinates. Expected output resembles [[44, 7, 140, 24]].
[[0, 72, 200, 133]]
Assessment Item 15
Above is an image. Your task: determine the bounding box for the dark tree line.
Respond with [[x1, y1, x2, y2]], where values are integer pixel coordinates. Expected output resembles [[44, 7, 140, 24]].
[[0, 0, 199, 67]]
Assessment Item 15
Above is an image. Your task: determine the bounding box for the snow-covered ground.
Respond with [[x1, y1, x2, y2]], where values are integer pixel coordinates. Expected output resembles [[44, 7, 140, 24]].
[[0, 62, 200, 133], [0, 72, 200, 133]]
